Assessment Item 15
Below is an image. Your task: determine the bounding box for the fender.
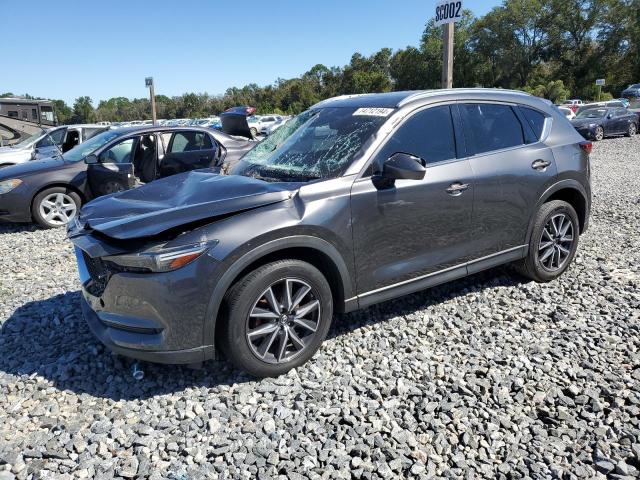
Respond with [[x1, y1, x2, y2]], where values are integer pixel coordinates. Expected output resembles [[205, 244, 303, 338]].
[[525, 179, 591, 245], [202, 235, 356, 358]]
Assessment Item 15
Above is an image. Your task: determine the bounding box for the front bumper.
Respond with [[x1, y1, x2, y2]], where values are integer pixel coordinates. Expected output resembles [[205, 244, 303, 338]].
[[0, 188, 33, 223], [73, 242, 221, 364]]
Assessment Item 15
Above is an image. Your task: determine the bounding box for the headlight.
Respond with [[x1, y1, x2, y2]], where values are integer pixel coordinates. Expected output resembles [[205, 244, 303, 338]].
[[0, 179, 22, 194], [103, 241, 217, 272]]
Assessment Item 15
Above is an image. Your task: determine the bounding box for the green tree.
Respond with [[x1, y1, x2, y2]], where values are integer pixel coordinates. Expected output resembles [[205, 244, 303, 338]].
[[71, 96, 95, 124]]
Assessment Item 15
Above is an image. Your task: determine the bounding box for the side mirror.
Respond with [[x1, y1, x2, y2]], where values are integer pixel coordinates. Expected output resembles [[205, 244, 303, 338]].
[[382, 153, 426, 181], [607, 113, 613, 119], [85, 154, 99, 165]]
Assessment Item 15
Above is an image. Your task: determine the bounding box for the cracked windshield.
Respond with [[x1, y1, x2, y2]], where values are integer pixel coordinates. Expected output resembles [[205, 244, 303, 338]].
[[230, 107, 390, 182]]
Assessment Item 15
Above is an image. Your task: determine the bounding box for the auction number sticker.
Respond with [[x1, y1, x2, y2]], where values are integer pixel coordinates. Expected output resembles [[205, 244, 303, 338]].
[[435, 0, 463, 26], [353, 108, 394, 117]]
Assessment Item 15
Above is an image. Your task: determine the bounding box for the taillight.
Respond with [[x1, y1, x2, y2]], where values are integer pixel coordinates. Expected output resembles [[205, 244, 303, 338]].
[[579, 141, 592, 154]]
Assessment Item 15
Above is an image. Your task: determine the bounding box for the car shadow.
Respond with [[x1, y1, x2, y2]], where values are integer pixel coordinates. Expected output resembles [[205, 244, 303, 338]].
[[0, 221, 40, 234], [0, 267, 525, 401]]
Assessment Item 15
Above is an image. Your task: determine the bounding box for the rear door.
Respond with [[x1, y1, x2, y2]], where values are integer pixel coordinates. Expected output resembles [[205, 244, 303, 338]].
[[459, 103, 557, 262], [87, 137, 137, 197], [158, 130, 219, 178]]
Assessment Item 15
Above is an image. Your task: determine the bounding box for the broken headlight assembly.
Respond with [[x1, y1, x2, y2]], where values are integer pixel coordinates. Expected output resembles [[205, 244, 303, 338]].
[[103, 240, 218, 273]]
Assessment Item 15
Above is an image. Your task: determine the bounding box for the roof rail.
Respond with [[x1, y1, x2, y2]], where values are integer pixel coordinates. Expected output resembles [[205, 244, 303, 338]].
[[396, 88, 532, 107]]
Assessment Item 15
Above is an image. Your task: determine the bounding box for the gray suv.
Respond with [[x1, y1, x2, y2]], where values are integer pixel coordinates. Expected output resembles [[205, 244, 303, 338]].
[[68, 89, 592, 377]]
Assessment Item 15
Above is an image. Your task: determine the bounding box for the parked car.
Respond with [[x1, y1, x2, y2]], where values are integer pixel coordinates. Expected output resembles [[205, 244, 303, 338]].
[[257, 115, 284, 135], [562, 99, 584, 113], [68, 89, 592, 377], [264, 117, 290, 136], [557, 106, 576, 120], [571, 106, 638, 141], [617, 98, 630, 108], [0, 125, 108, 167], [621, 83, 640, 108], [0, 126, 254, 228]]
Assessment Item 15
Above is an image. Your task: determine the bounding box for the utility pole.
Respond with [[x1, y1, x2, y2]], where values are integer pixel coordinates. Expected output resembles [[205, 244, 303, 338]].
[[442, 22, 454, 89], [145, 77, 157, 125]]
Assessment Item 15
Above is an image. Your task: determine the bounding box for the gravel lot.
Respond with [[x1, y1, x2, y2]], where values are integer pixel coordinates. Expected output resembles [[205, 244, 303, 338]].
[[1, 136, 639, 480]]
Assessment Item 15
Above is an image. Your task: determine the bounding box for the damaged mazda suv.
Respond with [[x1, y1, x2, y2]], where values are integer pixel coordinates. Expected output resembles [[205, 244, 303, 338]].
[[69, 89, 592, 377]]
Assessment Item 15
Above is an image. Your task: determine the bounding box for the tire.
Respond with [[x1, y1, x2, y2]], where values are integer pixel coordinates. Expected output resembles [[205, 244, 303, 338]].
[[219, 260, 333, 377], [594, 126, 604, 141], [250, 127, 258, 139], [627, 123, 637, 137], [515, 200, 580, 283], [31, 187, 81, 229]]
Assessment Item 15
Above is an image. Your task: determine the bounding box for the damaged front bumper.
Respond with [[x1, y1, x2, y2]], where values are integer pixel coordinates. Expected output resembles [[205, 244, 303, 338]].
[[71, 233, 222, 364]]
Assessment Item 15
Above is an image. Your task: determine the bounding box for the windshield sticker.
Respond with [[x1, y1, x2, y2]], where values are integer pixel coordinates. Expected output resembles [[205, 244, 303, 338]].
[[352, 108, 394, 117]]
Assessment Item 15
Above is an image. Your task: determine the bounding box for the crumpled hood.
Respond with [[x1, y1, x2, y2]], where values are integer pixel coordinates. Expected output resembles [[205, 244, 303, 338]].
[[0, 157, 64, 178], [79, 171, 296, 240]]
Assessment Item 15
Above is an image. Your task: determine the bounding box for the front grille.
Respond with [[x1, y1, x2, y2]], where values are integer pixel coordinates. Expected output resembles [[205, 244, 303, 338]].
[[83, 253, 112, 297]]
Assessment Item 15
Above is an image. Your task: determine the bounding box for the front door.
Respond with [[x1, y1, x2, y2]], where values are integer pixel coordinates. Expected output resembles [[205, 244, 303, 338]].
[[351, 104, 474, 299], [87, 137, 137, 198], [158, 130, 219, 178], [34, 127, 67, 160]]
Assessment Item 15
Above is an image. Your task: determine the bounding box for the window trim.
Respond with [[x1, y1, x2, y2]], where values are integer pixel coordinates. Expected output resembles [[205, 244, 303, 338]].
[[355, 101, 463, 180]]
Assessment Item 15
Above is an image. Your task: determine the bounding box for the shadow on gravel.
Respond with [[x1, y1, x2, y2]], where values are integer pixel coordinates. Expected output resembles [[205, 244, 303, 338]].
[[0, 267, 525, 400], [0, 221, 41, 235]]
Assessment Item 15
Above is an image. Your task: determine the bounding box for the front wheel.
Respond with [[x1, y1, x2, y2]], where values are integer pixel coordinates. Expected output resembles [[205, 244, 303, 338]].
[[627, 123, 637, 137], [219, 260, 333, 377], [515, 200, 580, 283], [250, 127, 258, 139], [31, 187, 81, 229]]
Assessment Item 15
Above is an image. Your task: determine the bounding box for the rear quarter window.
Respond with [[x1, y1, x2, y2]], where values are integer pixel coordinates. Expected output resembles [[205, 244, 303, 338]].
[[520, 107, 547, 141]]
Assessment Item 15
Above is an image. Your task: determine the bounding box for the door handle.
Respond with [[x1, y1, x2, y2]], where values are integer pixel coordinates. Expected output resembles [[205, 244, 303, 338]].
[[446, 182, 469, 196], [532, 159, 551, 171]]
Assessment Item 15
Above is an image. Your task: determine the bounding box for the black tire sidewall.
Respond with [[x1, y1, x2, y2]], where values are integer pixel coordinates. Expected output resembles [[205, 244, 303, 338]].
[[595, 126, 604, 141], [528, 201, 580, 282], [221, 260, 333, 377], [32, 187, 81, 229]]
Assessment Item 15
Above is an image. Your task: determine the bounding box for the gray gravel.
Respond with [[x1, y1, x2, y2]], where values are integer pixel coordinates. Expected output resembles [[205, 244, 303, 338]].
[[1, 136, 640, 479]]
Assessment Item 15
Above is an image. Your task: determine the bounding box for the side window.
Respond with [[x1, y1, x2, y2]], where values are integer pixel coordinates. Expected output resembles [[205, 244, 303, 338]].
[[374, 105, 457, 168], [460, 104, 525, 155], [49, 128, 66, 145], [520, 107, 546, 141], [99, 138, 135, 163], [169, 131, 213, 153], [615, 108, 627, 117], [31, 109, 38, 120], [8, 111, 18, 118]]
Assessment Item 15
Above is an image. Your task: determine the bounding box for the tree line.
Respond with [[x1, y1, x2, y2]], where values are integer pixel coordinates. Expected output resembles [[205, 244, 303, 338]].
[[3, 0, 638, 124]]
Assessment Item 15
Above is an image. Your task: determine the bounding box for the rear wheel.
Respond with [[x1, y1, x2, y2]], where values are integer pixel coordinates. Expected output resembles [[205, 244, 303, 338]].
[[219, 260, 333, 377], [627, 123, 637, 137], [32, 187, 81, 229], [515, 200, 580, 282], [594, 126, 604, 141]]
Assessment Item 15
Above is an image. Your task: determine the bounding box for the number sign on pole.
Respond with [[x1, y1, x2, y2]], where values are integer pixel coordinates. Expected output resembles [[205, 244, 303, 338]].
[[435, 1, 464, 89]]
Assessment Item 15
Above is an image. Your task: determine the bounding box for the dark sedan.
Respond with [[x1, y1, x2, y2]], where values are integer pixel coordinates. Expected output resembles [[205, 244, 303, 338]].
[[570, 106, 638, 141], [0, 126, 254, 228]]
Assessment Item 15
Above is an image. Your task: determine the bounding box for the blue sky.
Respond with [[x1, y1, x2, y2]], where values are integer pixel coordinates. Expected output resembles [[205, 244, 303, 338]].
[[3, 0, 497, 105]]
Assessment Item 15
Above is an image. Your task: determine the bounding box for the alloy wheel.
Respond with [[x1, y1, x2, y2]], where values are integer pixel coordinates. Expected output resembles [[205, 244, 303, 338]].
[[38, 192, 77, 226], [245, 278, 320, 364], [630, 123, 637, 136], [595, 126, 604, 141], [538, 213, 574, 272]]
